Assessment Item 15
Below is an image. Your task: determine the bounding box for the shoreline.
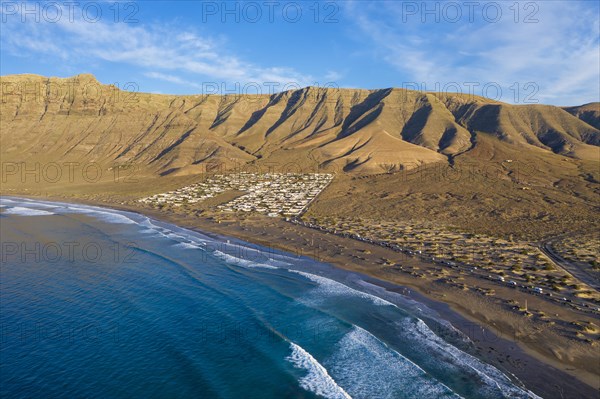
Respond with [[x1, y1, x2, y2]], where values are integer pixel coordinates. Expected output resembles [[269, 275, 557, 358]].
[[3, 195, 599, 398]]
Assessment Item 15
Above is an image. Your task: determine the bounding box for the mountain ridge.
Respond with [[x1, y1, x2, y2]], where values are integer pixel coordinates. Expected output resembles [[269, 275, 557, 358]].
[[1, 74, 598, 177]]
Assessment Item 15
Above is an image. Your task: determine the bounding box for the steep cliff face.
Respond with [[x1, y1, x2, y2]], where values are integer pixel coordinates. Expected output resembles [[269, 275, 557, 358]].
[[436, 95, 600, 159], [563, 103, 600, 130], [1, 74, 598, 177]]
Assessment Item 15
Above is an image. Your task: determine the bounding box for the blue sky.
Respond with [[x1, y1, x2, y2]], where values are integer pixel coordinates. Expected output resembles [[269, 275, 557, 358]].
[[1, 0, 599, 105]]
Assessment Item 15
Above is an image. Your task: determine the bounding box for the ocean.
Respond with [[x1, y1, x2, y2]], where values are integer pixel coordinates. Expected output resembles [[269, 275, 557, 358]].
[[0, 197, 540, 398]]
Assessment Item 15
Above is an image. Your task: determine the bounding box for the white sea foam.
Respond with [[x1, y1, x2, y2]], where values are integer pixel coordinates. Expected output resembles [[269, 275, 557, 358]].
[[173, 242, 203, 250], [2, 206, 55, 216], [91, 211, 137, 224], [287, 342, 352, 399], [289, 270, 394, 307], [19, 202, 58, 209], [265, 257, 292, 267], [213, 250, 279, 270], [139, 220, 174, 238], [355, 280, 470, 343], [167, 232, 187, 240], [219, 242, 296, 264], [136, 218, 209, 250], [325, 326, 461, 399], [400, 318, 541, 398], [56, 205, 137, 225]]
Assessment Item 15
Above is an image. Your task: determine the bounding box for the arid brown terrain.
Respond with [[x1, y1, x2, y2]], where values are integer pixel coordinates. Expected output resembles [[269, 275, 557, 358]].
[[1, 74, 598, 175], [1, 74, 599, 392], [2, 74, 598, 240]]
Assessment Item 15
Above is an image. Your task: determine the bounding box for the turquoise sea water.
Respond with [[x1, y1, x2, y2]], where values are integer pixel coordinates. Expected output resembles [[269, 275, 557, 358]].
[[0, 197, 540, 399]]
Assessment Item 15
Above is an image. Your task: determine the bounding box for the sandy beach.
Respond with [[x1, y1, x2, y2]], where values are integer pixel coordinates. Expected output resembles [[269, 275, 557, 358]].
[[5, 194, 598, 399], [2, 3, 599, 396]]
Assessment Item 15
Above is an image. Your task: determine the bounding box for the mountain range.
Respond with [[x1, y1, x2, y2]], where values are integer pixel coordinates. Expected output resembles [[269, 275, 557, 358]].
[[1, 74, 598, 177]]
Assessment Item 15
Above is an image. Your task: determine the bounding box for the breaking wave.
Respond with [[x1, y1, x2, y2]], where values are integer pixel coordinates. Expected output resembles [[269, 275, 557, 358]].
[[287, 342, 352, 399]]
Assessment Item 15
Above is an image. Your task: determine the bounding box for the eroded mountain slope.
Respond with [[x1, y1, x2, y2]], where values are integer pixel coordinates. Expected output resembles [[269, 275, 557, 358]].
[[1, 74, 598, 178]]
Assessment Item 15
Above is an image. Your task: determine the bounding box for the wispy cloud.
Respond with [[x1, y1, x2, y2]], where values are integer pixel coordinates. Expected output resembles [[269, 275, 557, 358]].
[[348, 1, 600, 105], [324, 70, 344, 82], [143, 72, 203, 89], [1, 4, 315, 90]]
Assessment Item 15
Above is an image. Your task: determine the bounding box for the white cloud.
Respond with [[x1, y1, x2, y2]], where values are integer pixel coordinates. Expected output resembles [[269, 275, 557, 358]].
[[1, 5, 315, 89], [324, 70, 343, 82], [143, 72, 202, 89], [349, 1, 600, 105]]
